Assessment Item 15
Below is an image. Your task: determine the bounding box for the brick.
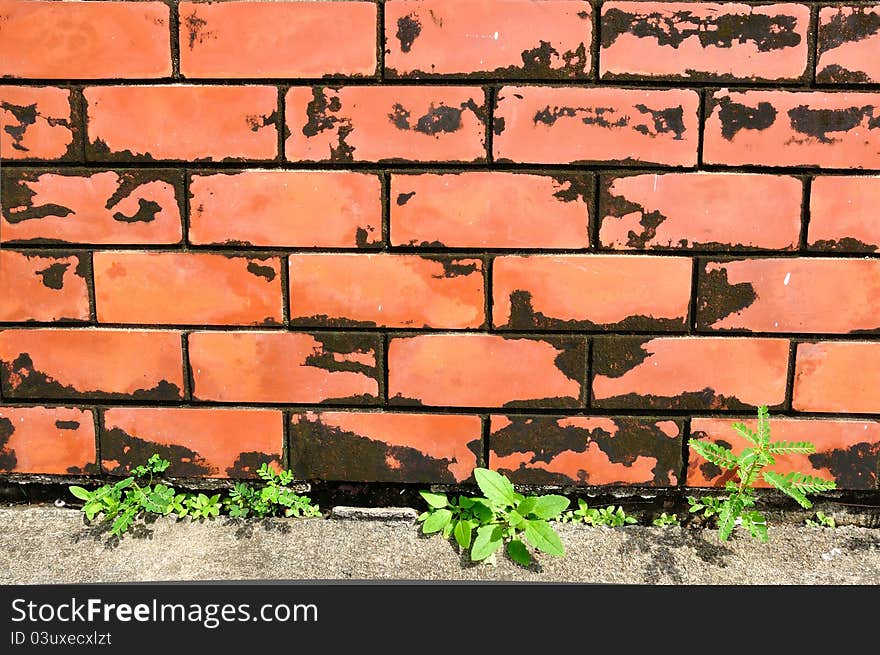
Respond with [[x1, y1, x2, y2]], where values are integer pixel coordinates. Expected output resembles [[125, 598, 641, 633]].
[[817, 5, 880, 84], [1, 169, 183, 245], [0, 251, 90, 322], [390, 172, 591, 248], [189, 171, 381, 248], [704, 90, 880, 168], [0, 86, 76, 160], [601, 2, 810, 82], [388, 334, 586, 408], [0, 329, 183, 400], [793, 341, 880, 413], [289, 411, 482, 482], [189, 331, 381, 404], [0, 406, 95, 475], [493, 255, 691, 330], [179, 1, 376, 78], [285, 86, 487, 163], [493, 86, 699, 165], [591, 337, 790, 409], [384, 0, 592, 78], [102, 407, 283, 478], [689, 417, 880, 490], [490, 415, 683, 486], [809, 176, 880, 253], [697, 258, 880, 333], [84, 85, 278, 161], [0, 0, 170, 79], [289, 254, 485, 328], [93, 252, 283, 326], [599, 173, 802, 251]]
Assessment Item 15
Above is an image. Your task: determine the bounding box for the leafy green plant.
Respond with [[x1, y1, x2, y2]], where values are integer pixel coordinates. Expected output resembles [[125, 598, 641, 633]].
[[806, 511, 836, 528], [418, 468, 569, 566], [186, 493, 222, 519], [223, 463, 321, 518], [686, 494, 724, 519], [652, 512, 680, 527], [689, 405, 837, 542], [558, 499, 637, 527]]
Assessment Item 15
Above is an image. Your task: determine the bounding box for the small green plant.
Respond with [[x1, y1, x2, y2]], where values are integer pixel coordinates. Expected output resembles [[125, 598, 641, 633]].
[[186, 492, 222, 519], [686, 494, 725, 519], [223, 463, 321, 518], [806, 511, 836, 528], [418, 468, 569, 566], [689, 405, 837, 542], [652, 512, 680, 527], [557, 499, 637, 527]]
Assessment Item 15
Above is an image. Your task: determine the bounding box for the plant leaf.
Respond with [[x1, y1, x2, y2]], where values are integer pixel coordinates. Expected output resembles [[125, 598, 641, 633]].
[[517, 497, 537, 516], [507, 539, 531, 566], [731, 422, 760, 446], [689, 439, 739, 471], [453, 519, 472, 549], [717, 496, 742, 541], [529, 495, 570, 520], [419, 490, 448, 509], [766, 441, 816, 455], [422, 509, 453, 534], [69, 486, 92, 501], [473, 468, 517, 507], [762, 471, 811, 509], [757, 405, 771, 446], [470, 525, 504, 561], [522, 520, 565, 557]]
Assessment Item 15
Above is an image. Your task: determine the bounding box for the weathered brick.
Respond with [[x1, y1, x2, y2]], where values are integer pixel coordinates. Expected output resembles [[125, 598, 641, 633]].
[[179, 0, 377, 78], [285, 86, 487, 162], [189, 171, 381, 248], [289, 411, 482, 482], [385, 0, 592, 78], [809, 176, 880, 253], [601, 2, 810, 82], [0, 86, 76, 160], [0, 329, 183, 400], [599, 173, 802, 251], [689, 417, 880, 490], [0, 0, 170, 79], [0, 251, 90, 322], [189, 331, 381, 404], [489, 415, 683, 486], [289, 254, 485, 329], [93, 252, 282, 326], [0, 169, 183, 244], [84, 85, 278, 161], [592, 337, 790, 409], [793, 341, 880, 413], [817, 5, 880, 84], [493, 255, 691, 330], [493, 86, 699, 165], [0, 405, 95, 475], [102, 407, 283, 478], [697, 258, 880, 333], [390, 172, 591, 248], [388, 334, 586, 407], [704, 90, 880, 168]]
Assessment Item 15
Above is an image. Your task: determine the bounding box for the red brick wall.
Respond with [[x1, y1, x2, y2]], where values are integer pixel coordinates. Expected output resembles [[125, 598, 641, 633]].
[[2, 0, 879, 492]]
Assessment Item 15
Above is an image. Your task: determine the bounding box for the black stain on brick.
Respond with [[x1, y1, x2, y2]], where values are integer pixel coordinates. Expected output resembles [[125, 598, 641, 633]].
[[599, 176, 669, 249], [516, 41, 589, 78], [101, 426, 213, 477], [633, 104, 686, 140], [596, 389, 757, 411], [246, 261, 277, 282], [602, 8, 802, 52], [302, 88, 355, 161], [55, 420, 80, 430], [388, 100, 484, 137], [289, 415, 466, 483], [534, 105, 628, 129], [1, 99, 71, 154], [388, 103, 411, 130], [713, 96, 777, 140], [817, 7, 880, 55], [550, 174, 592, 204], [291, 314, 378, 329], [817, 64, 871, 84], [226, 451, 279, 479], [184, 11, 211, 49], [112, 198, 161, 223], [810, 237, 878, 254], [354, 225, 378, 247], [696, 264, 758, 329], [396, 191, 416, 206], [418, 255, 479, 278], [396, 14, 422, 53], [809, 442, 880, 490], [0, 416, 16, 471], [788, 105, 880, 144], [35, 262, 69, 290], [303, 333, 381, 401], [592, 337, 653, 379], [493, 116, 506, 135], [1, 173, 73, 224]]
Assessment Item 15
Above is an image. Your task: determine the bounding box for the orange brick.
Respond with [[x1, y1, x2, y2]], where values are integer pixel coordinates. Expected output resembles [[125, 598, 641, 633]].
[[390, 172, 591, 248], [93, 252, 283, 326], [809, 176, 880, 253], [289, 254, 484, 328], [0, 251, 90, 322], [817, 5, 880, 84], [179, 0, 377, 78], [189, 171, 381, 247], [285, 86, 487, 162], [189, 331, 381, 404], [493, 255, 691, 330], [388, 334, 586, 407], [102, 407, 283, 478], [1, 86, 76, 160], [1, 169, 183, 244], [385, 0, 592, 78], [0, 329, 183, 400], [0, 405, 95, 475], [0, 0, 170, 79], [84, 85, 278, 161], [494, 86, 699, 165], [794, 341, 880, 413], [290, 411, 482, 482]]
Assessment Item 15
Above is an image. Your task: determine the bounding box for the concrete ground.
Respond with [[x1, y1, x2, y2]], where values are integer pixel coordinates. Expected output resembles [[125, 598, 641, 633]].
[[1, 505, 878, 584]]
